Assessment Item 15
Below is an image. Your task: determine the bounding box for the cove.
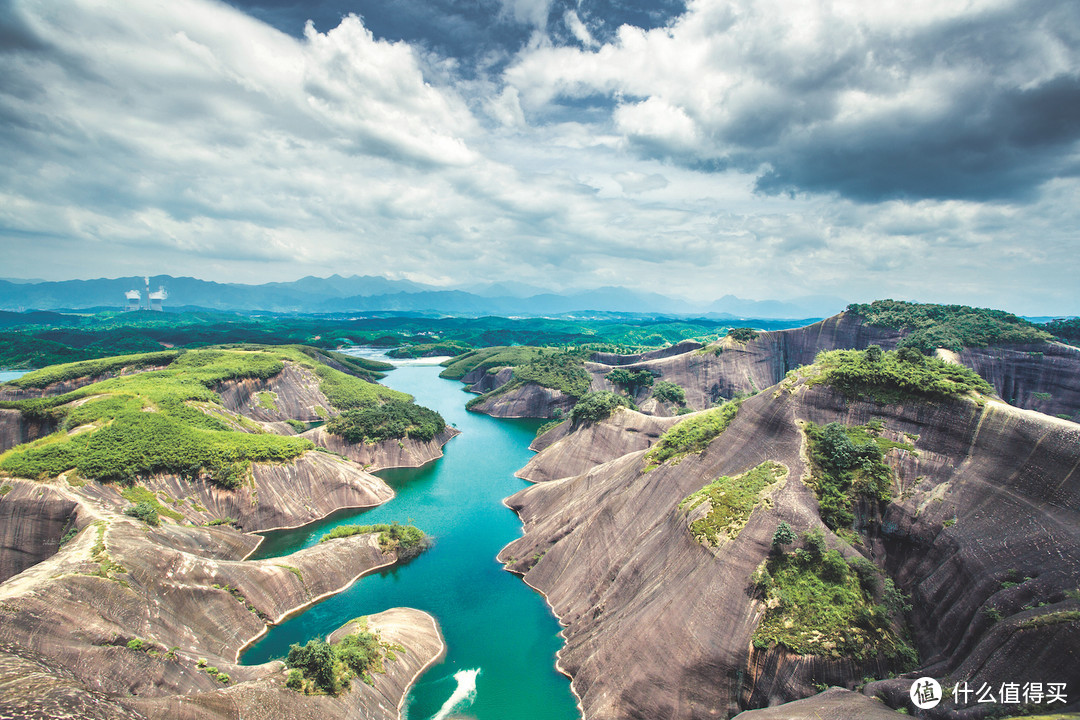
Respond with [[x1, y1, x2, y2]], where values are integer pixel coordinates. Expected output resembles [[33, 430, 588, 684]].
[[241, 360, 580, 720]]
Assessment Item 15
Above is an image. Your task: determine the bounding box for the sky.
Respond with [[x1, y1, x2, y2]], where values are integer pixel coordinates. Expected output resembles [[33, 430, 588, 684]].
[[0, 0, 1078, 314]]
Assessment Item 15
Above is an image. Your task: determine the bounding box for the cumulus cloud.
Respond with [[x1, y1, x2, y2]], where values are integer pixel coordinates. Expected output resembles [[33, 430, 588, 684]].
[[0, 0, 1078, 313], [505, 0, 1080, 201]]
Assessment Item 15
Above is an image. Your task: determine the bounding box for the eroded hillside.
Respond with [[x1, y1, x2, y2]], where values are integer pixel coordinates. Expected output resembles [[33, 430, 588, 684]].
[[500, 348, 1080, 718], [0, 348, 454, 719]]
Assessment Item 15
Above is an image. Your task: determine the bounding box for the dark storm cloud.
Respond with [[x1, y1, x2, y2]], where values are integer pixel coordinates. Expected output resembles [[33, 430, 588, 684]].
[[508, 0, 1080, 202]]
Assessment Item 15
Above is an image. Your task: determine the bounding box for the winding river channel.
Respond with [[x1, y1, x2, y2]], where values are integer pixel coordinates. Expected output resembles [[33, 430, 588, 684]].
[[242, 357, 580, 720]]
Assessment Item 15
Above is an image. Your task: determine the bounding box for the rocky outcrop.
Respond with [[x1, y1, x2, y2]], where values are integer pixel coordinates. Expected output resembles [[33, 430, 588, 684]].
[[216, 362, 335, 423], [516, 409, 680, 484], [0, 490, 438, 720], [584, 312, 902, 411], [0, 408, 57, 454], [733, 687, 905, 719], [67, 450, 394, 533], [470, 383, 577, 418], [948, 341, 1080, 419], [303, 427, 460, 472], [464, 366, 514, 394], [0, 481, 83, 583], [500, 374, 1080, 719]]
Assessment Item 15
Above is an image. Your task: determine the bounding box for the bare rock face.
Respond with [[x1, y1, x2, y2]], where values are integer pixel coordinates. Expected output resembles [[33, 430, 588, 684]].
[[516, 409, 681, 483], [0, 481, 82, 583], [0, 496, 436, 720], [732, 687, 906, 719], [470, 383, 577, 418], [950, 341, 1080, 418], [303, 427, 460, 472], [216, 362, 335, 422], [500, 375, 1080, 719], [67, 450, 394, 533], [121, 608, 444, 720], [584, 312, 901, 411], [465, 366, 514, 394], [0, 408, 57, 453]]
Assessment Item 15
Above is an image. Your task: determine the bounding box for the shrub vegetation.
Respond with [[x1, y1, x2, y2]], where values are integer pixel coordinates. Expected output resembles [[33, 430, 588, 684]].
[[809, 347, 993, 404], [680, 462, 787, 545], [569, 391, 634, 424], [643, 400, 740, 469], [752, 532, 917, 665], [319, 522, 427, 559], [605, 368, 657, 393], [803, 421, 914, 530], [847, 300, 1050, 352], [326, 399, 445, 443], [284, 624, 395, 695], [651, 380, 686, 405], [727, 327, 759, 343]]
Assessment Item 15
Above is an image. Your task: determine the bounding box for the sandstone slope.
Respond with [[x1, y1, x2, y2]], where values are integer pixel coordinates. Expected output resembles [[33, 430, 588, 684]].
[[500, 372, 1080, 719]]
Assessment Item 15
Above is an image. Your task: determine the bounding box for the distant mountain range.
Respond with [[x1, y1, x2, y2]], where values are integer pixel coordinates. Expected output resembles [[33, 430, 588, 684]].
[[0, 275, 847, 319]]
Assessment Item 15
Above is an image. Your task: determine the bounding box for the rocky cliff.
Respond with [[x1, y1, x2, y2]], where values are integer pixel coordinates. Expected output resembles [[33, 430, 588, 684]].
[[500, 370, 1080, 718], [0, 350, 455, 720], [303, 427, 460, 471], [0, 408, 57, 454], [948, 341, 1080, 419], [216, 362, 336, 423], [469, 383, 578, 418], [0, 484, 442, 720]]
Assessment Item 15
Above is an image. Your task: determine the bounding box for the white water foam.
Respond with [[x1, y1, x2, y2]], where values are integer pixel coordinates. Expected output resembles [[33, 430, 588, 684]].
[[430, 668, 481, 720]]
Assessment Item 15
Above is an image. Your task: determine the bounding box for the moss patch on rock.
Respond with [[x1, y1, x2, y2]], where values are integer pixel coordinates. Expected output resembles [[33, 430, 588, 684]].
[[680, 461, 787, 546]]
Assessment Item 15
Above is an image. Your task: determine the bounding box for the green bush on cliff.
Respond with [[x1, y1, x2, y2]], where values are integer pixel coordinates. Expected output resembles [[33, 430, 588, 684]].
[[124, 501, 160, 526], [752, 535, 917, 666], [680, 462, 787, 545], [510, 350, 591, 398], [325, 399, 445, 443], [605, 368, 657, 393], [570, 391, 634, 424], [643, 400, 741, 470], [651, 380, 686, 405], [803, 421, 914, 530], [285, 626, 390, 695], [726, 327, 759, 343], [847, 300, 1050, 352], [810, 347, 993, 403]]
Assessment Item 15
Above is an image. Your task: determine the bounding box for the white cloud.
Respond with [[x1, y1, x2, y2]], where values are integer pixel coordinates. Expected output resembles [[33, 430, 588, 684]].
[[0, 0, 1077, 314]]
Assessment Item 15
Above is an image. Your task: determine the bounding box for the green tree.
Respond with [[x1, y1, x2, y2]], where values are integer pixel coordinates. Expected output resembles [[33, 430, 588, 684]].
[[771, 521, 796, 548]]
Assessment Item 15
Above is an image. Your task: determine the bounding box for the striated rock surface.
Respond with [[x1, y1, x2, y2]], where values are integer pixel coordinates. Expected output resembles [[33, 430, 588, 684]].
[[500, 374, 1080, 719], [0, 491, 437, 720], [464, 365, 514, 394], [303, 427, 460, 472], [949, 341, 1080, 418], [0, 408, 57, 453], [516, 409, 680, 483], [584, 312, 901, 411], [0, 481, 83, 583], [216, 361, 335, 423], [733, 687, 905, 719], [470, 382, 577, 418]]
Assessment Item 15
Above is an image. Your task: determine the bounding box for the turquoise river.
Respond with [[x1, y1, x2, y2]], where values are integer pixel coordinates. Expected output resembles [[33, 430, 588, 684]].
[[242, 358, 580, 720]]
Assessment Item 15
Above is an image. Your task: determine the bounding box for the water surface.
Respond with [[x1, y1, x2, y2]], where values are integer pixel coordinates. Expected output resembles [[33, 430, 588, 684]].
[[242, 360, 579, 720]]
